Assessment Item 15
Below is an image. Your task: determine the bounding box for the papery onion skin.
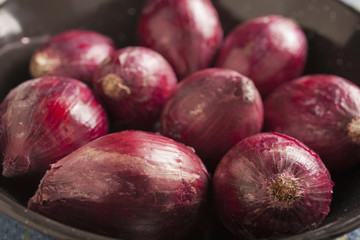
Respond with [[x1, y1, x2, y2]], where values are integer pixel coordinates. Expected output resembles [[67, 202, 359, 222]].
[[28, 130, 210, 240], [160, 68, 264, 172], [264, 74, 360, 172], [0, 76, 108, 178], [212, 132, 333, 239], [93, 46, 177, 130], [30, 30, 115, 85], [216, 15, 307, 97], [138, 0, 223, 79]]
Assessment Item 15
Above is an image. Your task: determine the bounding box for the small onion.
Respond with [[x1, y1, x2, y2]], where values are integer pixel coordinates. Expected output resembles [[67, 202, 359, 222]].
[[216, 15, 307, 97], [30, 30, 115, 85], [0, 76, 108, 178], [138, 0, 223, 79], [93, 46, 177, 130], [264, 74, 360, 172], [28, 130, 210, 240], [160, 68, 263, 172], [212, 132, 333, 239]]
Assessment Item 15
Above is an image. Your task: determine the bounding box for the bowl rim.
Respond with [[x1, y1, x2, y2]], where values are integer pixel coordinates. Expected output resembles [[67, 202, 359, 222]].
[[2, 180, 360, 240], [0, 191, 115, 240]]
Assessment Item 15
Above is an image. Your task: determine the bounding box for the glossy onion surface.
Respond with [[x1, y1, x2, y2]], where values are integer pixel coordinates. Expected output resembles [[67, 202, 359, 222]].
[[0, 76, 108, 178], [160, 68, 263, 172], [213, 132, 333, 239], [264, 74, 360, 172], [30, 30, 115, 85], [28, 130, 210, 240], [93, 46, 177, 130], [138, 0, 223, 79], [216, 15, 307, 97]]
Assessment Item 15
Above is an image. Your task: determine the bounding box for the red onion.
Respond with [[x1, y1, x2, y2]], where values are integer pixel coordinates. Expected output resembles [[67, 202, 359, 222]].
[[264, 74, 360, 172], [160, 68, 263, 172], [138, 0, 223, 79], [29, 30, 115, 85], [216, 15, 307, 97], [28, 130, 209, 240], [212, 132, 333, 239], [0, 76, 108, 178], [93, 46, 177, 130]]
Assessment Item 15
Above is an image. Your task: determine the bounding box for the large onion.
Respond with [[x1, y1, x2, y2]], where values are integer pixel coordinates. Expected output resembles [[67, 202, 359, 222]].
[[29, 30, 115, 85], [160, 68, 263, 172], [93, 46, 177, 130], [264, 74, 360, 172], [213, 132, 333, 239], [0, 76, 108, 178], [28, 130, 209, 240], [138, 0, 223, 79], [216, 15, 307, 97]]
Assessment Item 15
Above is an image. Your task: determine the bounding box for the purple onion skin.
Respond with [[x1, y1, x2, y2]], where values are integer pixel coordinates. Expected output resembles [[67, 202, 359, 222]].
[[138, 0, 223, 79], [264, 74, 360, 172], [30, 30, 115, 85], [93, 46, 177, 130], [213, 132, 333, 239], [160, 68, 264, 172], [28, 130, 209, 240], [216, 15, 307, 97], [0, 76, 108, 178]]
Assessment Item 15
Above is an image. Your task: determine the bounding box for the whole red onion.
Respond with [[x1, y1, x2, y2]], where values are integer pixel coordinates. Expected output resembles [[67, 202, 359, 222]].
[[213, 132, 333, 239], [93, 46, 177, 130], [160, 68, 263, 172], [28, 130, 209, 240], [216, 15, 307, 97], [29, 30, 115, 85], [264, 74, 360, 172], [138, 0, 223, 79], [0, 76, 108, 178]]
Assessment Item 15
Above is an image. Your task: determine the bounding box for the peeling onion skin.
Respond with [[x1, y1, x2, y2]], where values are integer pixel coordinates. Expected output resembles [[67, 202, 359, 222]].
[[160, 68, 264, 172], [93, 46, 177, 130], [212, 132, 333, 239], [28, 130, 210, 240], [138, 0, 223, 79], [216, 15, 307, 97], [264, 74, 360, 172], [0, 76, 108, 178], [30, 30, 115, 85]]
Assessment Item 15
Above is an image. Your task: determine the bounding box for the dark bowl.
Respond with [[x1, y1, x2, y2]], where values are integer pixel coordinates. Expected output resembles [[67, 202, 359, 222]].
[[1, 0, 360, 239]]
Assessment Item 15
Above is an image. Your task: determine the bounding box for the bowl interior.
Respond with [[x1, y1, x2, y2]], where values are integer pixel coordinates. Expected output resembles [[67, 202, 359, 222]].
[[1, 0, 360, 239]]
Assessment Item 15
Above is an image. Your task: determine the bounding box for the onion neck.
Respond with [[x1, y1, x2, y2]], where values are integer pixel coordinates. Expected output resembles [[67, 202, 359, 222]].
[[347, 117, 360, 144], [101, 73, 131, 100], [2, 154, 30, 178], [30, 52, 60, 78]]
